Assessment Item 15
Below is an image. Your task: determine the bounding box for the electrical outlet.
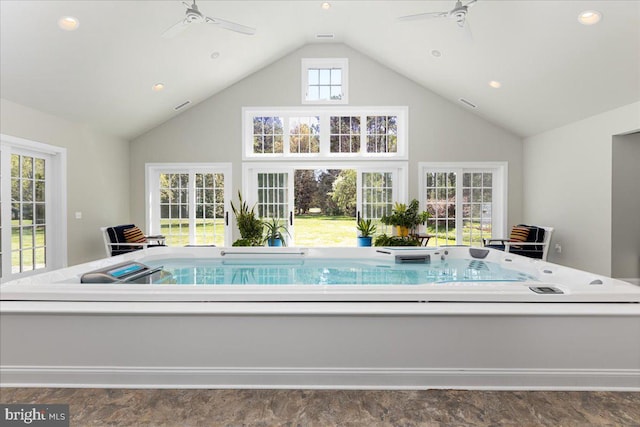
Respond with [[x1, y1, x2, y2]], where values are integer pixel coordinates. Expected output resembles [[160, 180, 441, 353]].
[[555, 243, 562, 253]]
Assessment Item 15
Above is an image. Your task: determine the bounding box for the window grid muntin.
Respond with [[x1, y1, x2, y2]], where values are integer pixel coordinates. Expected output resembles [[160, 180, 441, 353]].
[[253, 116, 284, 154], [289, 116, 320, 154], [306, 68, 343, 102], [159, 173, 190, 246], [425, 172, 457, 245], [257, 173, 288, 219], [194, 172, 225, 246], [330, 116, 361, 153], [461, 172, 493, 246], [10, 153, 47, 274], [366, 116, 398, 153]]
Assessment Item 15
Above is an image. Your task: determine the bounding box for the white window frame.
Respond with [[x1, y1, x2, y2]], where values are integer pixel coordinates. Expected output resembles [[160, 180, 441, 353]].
[[418, 162, 508, 243], [146, 163, 233, 247], [1, 134, 67, 282], [301, 58, 349, 105], [243, 161, 408, 246], [242, 106, 408, 161]]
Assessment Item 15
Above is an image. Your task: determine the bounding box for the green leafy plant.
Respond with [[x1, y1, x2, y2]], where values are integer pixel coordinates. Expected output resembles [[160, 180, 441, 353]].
[[373, 234, 421, 247], [380, 199, 430, 233], [356, 218, 377, 237], [263, 217, 290, 246], [230, 191, 263, 246]]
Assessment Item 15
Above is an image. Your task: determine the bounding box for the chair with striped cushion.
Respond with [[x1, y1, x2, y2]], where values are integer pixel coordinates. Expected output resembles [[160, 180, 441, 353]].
[[101, 224, 165, 257], [483, 224, 554, 261]]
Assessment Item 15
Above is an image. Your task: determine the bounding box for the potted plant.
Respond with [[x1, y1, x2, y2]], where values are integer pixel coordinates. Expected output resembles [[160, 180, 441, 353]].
[[380, 199, 429, 237], [263, 217, 290, 247], [230, 191, 264, 246], [356, 218, 377, 247]]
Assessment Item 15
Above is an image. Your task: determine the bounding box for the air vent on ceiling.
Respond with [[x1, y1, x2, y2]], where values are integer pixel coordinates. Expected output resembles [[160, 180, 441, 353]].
[[174, 100, 191, 111], [459, 98, 477, 109], [315, 34, 335, 39]]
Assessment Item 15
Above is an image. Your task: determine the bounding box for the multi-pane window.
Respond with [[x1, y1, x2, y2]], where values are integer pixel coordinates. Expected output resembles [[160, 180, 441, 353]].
[[257, 173, 289, 219], [289, 116, 320, 154], [307, 68, 343, 102], [424, 172, 457, 245], [366, 116, 397, 153], [148, 164, 231, 247], [462, 172, 493, 246], [253, 117, 284, 154], [194, 173, 225, 246], [330, 116, 360, 153], [10, 154, 47, 274], [243, 107, 407, 159], [301, 58, 348, 104], [420, 163, 506, 247], [361, 172, 393, 230], [159, 173, 190, 246]]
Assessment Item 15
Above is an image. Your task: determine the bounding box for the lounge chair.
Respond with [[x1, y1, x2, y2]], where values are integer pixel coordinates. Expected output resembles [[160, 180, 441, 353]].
[[483, 224, 554, 261], [101, 224, 165, 257]]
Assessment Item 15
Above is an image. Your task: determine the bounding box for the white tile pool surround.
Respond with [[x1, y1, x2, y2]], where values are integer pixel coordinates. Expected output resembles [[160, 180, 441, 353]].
[[2, 246, 639, 303]]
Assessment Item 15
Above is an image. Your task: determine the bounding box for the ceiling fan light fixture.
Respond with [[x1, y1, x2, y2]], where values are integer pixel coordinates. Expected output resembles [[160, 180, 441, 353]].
[[578, 10, 602, 25], [488, 80, 501, 89], [58, 16, 79, 31]]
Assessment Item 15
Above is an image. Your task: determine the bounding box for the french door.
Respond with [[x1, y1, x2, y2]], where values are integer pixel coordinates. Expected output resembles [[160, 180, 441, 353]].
[[146, 164, 232, 247], [419, 162, 507, 247], [244, 162, 406, 246], [1, 135, 66, 282]]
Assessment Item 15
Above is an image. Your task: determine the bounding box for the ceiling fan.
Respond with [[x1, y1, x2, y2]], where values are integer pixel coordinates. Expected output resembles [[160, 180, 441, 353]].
[[398, 0, 478, 29], [162, 0, 256, 38]]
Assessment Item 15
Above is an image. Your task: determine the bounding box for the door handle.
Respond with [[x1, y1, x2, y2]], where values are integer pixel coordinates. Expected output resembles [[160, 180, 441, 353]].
[[225, 211, 229, 226], [357, 211, 361, 222], [289, 211, 293, 226]]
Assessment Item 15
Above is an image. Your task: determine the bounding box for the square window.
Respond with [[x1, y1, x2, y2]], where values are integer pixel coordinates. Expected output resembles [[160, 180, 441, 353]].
[[302, 58, 348, 104]]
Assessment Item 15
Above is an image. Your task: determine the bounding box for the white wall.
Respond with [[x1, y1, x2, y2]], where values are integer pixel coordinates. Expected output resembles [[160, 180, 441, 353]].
[[523, 102, 640, 276], [130, 43, 523, 240], [0, 99, 131, 265], [612, 132, 640, 280]]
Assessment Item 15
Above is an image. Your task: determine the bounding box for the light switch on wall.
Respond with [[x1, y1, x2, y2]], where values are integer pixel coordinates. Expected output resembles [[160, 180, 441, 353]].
[[75, 212, 82, 219]]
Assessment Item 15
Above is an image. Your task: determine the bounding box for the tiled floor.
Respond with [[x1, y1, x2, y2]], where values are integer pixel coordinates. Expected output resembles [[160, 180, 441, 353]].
[[1, 388, 639, 426]]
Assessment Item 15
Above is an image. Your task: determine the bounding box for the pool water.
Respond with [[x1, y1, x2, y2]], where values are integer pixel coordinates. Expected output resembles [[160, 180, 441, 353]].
[[143, 258, 539, 286]]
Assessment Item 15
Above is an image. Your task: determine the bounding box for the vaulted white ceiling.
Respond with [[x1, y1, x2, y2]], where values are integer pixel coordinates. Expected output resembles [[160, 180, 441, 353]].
[[1, 0, 638, 140]]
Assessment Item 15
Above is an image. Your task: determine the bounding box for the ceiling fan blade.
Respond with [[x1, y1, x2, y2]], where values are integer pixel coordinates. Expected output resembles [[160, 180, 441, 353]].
[[398, 11, 449, 21], [162, 19, 189, 38], [462, 17, 473, 41], [205, 16, 256, 35]]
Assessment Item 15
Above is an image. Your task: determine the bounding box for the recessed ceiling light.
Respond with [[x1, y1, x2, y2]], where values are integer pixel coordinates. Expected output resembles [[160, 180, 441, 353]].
[[152, 83, 165, 92], [430, 49, 442, 58], [578, 10, 602, 25], [58, 16, 79, 31], [488, 80, 502, 89], [211, 51, 220, 59], [321, 2, 331, 10]]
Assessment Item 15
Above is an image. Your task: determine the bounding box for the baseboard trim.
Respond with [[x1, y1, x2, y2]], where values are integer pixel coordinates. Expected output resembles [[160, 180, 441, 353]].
[[2, 366, 639, 391]]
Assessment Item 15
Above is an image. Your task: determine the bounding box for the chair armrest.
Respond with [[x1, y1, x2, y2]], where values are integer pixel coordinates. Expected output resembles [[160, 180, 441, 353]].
[[483, 238, 511, 246], [106, 242, 149, 248], [504, 241, 548, 247]]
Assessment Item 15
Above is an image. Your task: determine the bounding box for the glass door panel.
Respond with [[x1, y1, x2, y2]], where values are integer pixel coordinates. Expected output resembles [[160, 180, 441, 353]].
[[256, 171, 293, 245], [461, 172, 493, 246], [358, 170, 397, 235], [424, 172, 457, 246]]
